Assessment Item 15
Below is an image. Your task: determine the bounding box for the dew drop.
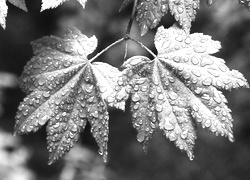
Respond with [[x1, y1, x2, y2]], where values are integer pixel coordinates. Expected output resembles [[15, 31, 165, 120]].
[[194, 45, 206, 53], [204, 120, 211, 127], [191, 69, 201, 77], [155, 104, 163, 112], [169, 91, 178, 100], [202, 77, 213, 86], [137, 131, 145, 143], [169, 132, 177, 141], [132, 93, 140, 102]]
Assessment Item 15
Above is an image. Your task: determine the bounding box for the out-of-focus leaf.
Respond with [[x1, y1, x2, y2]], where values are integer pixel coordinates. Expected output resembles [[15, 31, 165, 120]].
[[14, 27, 122, 164], [41, 0, 88, 11], [114, 25, 248, 159]]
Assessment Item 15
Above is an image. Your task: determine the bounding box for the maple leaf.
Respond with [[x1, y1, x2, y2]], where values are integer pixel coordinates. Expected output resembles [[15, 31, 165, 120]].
[[238, 0, 250, 10], [0, 0, 27, 29], [41, 0, 88, 11], [114, 25, 248, 159], [14, 27, 122, 164]]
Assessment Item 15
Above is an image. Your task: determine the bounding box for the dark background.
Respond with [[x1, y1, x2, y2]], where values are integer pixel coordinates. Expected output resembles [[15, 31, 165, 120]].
[[0, 0, 250, 180]]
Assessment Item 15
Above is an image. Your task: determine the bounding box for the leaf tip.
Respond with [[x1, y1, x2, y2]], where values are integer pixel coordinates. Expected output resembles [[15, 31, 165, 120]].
[[228, 133, 235, 143], [187, 151, 194, 161]]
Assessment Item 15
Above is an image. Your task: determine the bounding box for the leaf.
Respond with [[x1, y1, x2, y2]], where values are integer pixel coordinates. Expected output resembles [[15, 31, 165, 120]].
[[239, 0, 250, 10], [114, 26, 248, 159], [0, 0, 27, 29], [136, 0, 168, 36], [14, 27, 122, 164], [41, 0, 88, 11], [168, 0, 199, 33], [120, 0, 199, 35]]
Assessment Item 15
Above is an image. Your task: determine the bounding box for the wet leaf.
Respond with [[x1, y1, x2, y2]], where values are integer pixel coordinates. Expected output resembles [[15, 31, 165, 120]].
[[0, 0, 27, 29], [41, 0, 88, 11], [168, 0, 199, 33], [14, 27, 122, 164], [239, 0, 250, 10], [114, 26, 249, 159]]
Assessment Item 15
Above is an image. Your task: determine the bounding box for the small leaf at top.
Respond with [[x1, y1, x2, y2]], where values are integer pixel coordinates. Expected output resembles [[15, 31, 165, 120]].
[[15, 27, 122, 164], [168, 0, 200, 33], [41, 0, 88, 11], [114, 25, 248, 159], [0, 0, 27, 29]]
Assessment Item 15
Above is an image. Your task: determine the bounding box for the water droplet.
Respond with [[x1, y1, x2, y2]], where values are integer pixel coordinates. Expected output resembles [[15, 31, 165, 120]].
[[181, 130, 188, 139], [169, 132, 177, 141], [185, 36, 191, 44], [191, 69, 201, 77], [137, 131, 145, 142], [157, 93, 164, 100], [204, 120, 211, 127], [169, 91, 178, 100], [194, 45, 206, 53], [202, 77, 213, 86], [200, 58, 213, 67], [208, 69, 220, 77], [155, 104, 163, 112], [191, 56, 199, 65], [201, 94, 210, 101], [43, 91, 50, 98], [164, 121, 175, 130], [91, 111, 99, 118], [132, 93, 140, 102]]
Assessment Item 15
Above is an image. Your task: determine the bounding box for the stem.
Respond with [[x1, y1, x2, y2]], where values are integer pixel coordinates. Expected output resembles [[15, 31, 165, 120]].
[[89, 37, 125, 63], [125, 0, 138, 35], [128, 37, 157, 58]]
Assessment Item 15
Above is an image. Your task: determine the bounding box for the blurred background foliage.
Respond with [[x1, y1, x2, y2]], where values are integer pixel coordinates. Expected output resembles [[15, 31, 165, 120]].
[[0, 0, 250, 179]]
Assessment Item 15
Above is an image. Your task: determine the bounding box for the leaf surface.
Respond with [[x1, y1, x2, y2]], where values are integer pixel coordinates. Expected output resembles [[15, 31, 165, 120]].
[[41, 0, 87, 11], [114, 26, 248, 159], [0, 0, 27, 29], [15, 27, 121, 164]]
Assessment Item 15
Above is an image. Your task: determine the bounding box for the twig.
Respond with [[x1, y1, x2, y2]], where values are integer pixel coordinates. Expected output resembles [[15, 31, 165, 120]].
[[125, 0, 138, 35]]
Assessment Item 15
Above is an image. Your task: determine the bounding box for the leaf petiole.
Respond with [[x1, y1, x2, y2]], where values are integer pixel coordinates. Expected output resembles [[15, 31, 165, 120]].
[[89, 37, 125, 63], [127, 36, 157, 58]]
